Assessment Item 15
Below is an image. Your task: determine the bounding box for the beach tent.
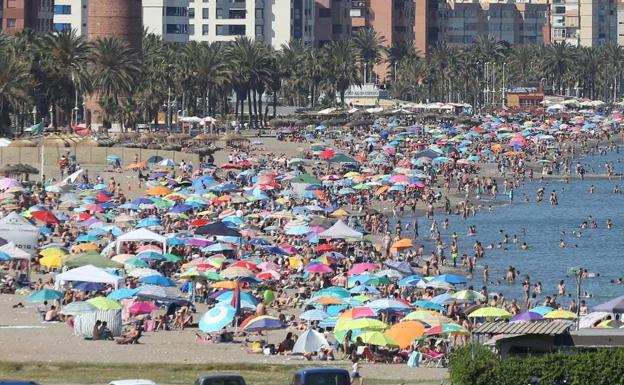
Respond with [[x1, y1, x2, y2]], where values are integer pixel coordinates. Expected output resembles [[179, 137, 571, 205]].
[[0, 241, 31, 260], [73, 309, 122, 338], [54, 264, 125, 290], [594, 295, 624, 313], [0, 212, 38, 255], [319, 220, 363, 239], [116, 228, 167, 253]]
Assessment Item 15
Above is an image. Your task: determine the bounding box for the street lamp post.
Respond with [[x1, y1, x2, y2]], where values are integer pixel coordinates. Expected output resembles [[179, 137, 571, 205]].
[[502, 62, 506, 109]]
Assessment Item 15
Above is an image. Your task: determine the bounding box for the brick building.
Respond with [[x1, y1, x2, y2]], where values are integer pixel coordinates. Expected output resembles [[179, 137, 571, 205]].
[[0, 0, 54, 34]]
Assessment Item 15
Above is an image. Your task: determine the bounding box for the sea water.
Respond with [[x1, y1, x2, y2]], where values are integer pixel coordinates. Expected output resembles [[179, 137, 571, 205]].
[[412, 149, 624, 307]]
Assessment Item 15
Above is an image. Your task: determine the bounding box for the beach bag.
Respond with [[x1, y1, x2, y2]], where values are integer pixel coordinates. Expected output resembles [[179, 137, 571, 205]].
[[407, 352, 420, 368]]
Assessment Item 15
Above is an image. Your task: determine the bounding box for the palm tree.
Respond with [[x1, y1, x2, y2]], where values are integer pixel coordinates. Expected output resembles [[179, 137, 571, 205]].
[[38, 29, 91, 129], [279, 40, 306, 105], [325, 40, 361, 106], [541, 41, 576, 95], [386, 41, 414, 82], [89, 37, 141, 129], [0, 42, 32, 134], [303, 48, 325, 108], [353, 28, 386, 83], [601, 45, 624, 102]]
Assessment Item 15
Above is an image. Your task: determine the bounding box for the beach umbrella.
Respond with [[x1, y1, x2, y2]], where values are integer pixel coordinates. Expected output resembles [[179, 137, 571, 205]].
[[594, 295, 624, 313], [73, 282, 106, 292], [26, 289, 64, 302], [216, 290, 259, 305], [530, 306, 554, 315], [430, 274, 466, 285], [304, 263, 334, 274], [124, 258, 149, 268], [127, 268, 161, 278], [40, 247, 66, 258], [368, 298, 412, 312], [398, 275, 423, 287], [413, 300, 445, 313], [339, 307, 377, 320], [221, 266, 254, 279], [60, 301, 97, 315], [349, 285, 380, 295], [86, 297, 122, 310], [579, 312, 612, 329], [403, 310, 450, 322], [195, 221, 241, 237], [348, 263, 378, 275], [129, 301, 160, 315], [39, 254, 65, 268], [468, 307, 512, 318], [136, 251, 164, 260], [64, 252, 123, 269], [543, 310, 578, 320], [451, 290, 485, 301], [384, 320, 426, 348], [300, 309, 330, 321], [424, 323, 469, 336], [138, 275, 175, 287], [358, 331, 397, 347], [31, 210, 59, 224], [146, 186, 172, 196], [364, 275, 392, 286], [511, 311, 544, 322], [107, 288, 139, 300], [334, 318, 388, 332], [135, 284, 179, 300], [316, 286, 350, 298], [293, 329, 330, 354], [199, 303, 236, 333], [241, 315, 287, 332]]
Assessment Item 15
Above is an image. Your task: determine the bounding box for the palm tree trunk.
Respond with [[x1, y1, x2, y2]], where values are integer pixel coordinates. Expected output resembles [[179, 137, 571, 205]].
[[272, 92, 277, 119], [252, 90, 258, 127], [258, 91, 263, 129], [247, 89, 253, 127]]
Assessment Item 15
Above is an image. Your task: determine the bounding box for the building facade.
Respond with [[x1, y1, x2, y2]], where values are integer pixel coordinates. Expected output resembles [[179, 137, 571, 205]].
[[443, 0, 548, 45], [314, 0, 351, 46], [548, 0, 617, 47], [53, 0, 190, 43], [188, 0, 313, 48], [1, 0, 54, 34]]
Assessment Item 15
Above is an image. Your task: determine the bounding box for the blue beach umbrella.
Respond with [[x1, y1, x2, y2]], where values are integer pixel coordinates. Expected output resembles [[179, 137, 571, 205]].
[[107, 288, 139, 300], [300, 309, 330, 321], [199, 303, 236, 333], [27, 289, 64, 302], [138, 275, 175, 287]]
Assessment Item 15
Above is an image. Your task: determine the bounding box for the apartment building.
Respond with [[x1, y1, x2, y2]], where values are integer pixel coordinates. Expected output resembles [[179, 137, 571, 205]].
[[414, 0, 444, 53], [444, 0, 548, 45], [548, 0, 617, 47], [53, 0, 190, 43], [188, 0, 314, 48], [1, 0, 54, 34], [314, 0, 351, 46]]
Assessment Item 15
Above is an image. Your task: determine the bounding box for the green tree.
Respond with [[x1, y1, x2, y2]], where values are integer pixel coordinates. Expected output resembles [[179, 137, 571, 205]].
[[353, 27, 386, 83], [324, 40, 361, 106]]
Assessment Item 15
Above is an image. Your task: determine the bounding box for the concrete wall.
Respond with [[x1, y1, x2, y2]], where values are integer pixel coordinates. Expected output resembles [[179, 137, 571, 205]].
[[0, 146, 199, 167]]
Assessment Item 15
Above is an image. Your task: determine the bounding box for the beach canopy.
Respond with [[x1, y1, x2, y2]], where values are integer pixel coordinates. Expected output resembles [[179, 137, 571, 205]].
[[116, 228, 167, 253], [293, 329, 329, 353], [54, 264, 126, 290], [319, 220, 363, 239]]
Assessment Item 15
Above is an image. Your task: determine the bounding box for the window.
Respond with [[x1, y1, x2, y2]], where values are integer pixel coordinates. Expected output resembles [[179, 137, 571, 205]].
[[54, 5, 71, 14], [202, 24, 210, 35], [319, 8, 331, 17], [166, 7, 187, 16], [255, 8, 264, 19], [216, 8, 224, 18], [255, 25, 263, 37], [6, 0, 17, 8], [53, 23, 71, 31], [216, 24, 246, 36], [7, 19, 17, 28], [166, 24, 188, 34], [332, 24, 342, 34], [203, 8, 209, 19], [189, 24, 195, 35], [229, 9, 246, 19], [188, 8, 195, 18]]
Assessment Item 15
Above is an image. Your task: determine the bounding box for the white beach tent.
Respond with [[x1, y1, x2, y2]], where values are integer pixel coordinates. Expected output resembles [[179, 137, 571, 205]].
[[319, 220, 363, 239], [54, 264, 125, 290], [0, 241, 31, 260], [115, 228, 167, 253]]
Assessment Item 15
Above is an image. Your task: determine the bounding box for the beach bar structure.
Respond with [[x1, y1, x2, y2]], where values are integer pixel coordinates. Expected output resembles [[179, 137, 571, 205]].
[[474, 321, 624, 358]]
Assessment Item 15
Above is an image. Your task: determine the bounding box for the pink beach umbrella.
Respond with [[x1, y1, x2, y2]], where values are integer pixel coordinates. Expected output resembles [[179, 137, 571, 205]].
[[129, 301, 159, 315]]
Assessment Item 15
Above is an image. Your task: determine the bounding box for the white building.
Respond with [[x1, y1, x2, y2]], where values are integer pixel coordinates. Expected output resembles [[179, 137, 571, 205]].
[[188, 0, 314, 48], [52, 0, 190, 43], [143, 0, 190, 43]]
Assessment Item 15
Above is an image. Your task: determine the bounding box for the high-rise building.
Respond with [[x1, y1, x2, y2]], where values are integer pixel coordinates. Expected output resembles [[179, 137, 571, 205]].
[[143, 0, 189, 43], [442, 0, 548, 45], [350, 0, 414, 82], [1, 0, 54, 35], [314, 0, 351, 46], [53, 0, 189, 43], [547, 0, 617, 47], [187, 0, 312, 48], [414, 0, 444, 53], [618, 0, 624, 46]]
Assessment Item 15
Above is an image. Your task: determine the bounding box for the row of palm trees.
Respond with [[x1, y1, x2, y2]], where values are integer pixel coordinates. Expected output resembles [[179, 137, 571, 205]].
[[2, 28, 624, 134]]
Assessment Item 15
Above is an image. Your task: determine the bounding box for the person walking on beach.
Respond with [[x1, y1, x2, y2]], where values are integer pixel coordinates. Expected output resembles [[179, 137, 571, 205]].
[[351, 356, 363, 385]]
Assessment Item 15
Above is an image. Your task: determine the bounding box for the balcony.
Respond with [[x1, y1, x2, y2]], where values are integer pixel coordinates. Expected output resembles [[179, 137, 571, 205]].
[[351, 1, 368, 9]]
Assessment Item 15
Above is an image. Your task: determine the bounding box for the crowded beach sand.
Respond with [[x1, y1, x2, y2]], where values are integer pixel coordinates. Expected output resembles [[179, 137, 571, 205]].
[[1, 110, 623, 385]]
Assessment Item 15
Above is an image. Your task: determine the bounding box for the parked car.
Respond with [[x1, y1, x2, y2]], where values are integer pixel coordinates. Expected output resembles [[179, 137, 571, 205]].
[[291, 368, 351, 385], [0, 382, 40, 385], [194, 374, 246, 385], [108, 380, 156, 385]]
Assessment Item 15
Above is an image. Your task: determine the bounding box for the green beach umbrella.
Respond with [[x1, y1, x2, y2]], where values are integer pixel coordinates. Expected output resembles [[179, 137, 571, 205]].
[[335, 318, 388, 332], [163, 253, 181, 262], [27, 289, 64, 302], [468, 306, 512, 318], [263, 289, 275, 304], [64, 252, 123, 269], [86, 297, 122, 310]]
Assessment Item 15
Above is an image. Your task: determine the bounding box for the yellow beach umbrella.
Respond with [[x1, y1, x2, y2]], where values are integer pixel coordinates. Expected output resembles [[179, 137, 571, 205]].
[[40, 254, 65, 268], [40, 247, 66, 258], [543, 310, 577, 320]]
